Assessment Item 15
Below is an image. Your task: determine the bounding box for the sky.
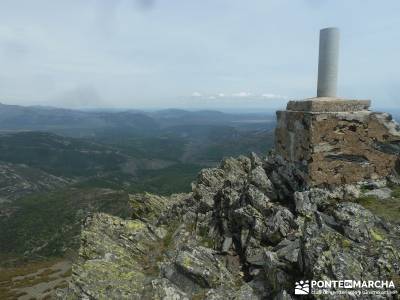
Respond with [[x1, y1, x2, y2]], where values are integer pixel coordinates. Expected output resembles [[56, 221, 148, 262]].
[[0, 0, 399, 111]]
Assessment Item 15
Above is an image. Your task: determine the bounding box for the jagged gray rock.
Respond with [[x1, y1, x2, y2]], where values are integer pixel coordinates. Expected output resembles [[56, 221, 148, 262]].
[[63, 153, 400, 300], [264, 206, 296, 244], [142, 278, 189, 300], [364, 187, 393, 200]]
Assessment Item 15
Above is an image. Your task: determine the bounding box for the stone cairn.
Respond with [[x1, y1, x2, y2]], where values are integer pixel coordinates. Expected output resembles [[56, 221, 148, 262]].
[[275, 27, 400, 187]]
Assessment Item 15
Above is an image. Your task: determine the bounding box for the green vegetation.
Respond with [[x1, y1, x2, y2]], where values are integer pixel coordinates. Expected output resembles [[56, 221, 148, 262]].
[[0, 163, 200, 260], [0, 188, 131, 257], [369, 228, 384, 241], [74, 163, 203, 195], [356, 185, 400, 223], [0, 107, 276, 294], [0, 132, 124, 177], [0, 116, 274, 264], [101, 136, 187, 161], [73, 175, 129, 190], [127, 163, 203, 195], [195, 139, 272, 162], [391, 185, 400, 198], [0, 259, 70, 300], [184, 128, 274, 162], [140, 221, 181, 276]]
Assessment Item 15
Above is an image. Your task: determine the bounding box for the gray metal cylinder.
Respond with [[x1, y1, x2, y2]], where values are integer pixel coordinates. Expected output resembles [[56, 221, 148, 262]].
[[317, 27, 340, 97]]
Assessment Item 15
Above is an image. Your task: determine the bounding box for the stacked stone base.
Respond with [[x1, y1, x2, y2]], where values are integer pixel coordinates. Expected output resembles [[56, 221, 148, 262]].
[[275, 98, 400, 187]]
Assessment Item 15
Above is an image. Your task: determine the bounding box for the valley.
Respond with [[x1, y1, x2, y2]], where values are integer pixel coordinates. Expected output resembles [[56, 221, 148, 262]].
[[1, 103, 397, 299], [0, 103, 275, 268]]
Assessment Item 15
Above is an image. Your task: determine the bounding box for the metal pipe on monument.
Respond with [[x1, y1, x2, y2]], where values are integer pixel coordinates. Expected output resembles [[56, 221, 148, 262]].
[[317, 27, 340, 97]]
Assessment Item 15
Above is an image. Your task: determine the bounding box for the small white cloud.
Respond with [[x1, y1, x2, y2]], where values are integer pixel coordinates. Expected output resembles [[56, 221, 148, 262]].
[[217, 93, 225, 97], [192, 91, 202, 97], [232, 92, 252, 97], [261, 93, 288, 99], [261, 93, 275, 98]]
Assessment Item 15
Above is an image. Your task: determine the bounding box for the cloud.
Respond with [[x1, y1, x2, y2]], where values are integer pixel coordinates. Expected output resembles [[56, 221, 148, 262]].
[[0, 39, 29, 61], [186, 90, 290, 111], [0, 26, 30, 60], [261, 93, 288, 99], [94, 0, 157, 35], [192, 92, 289, 100], [135, 0, 156, 11], [0, 1, 398, 110], [53, 85, 104, 108], [189, 91, 289, 102], [232, 92, 252, 97], [192, 91, 202, 97]]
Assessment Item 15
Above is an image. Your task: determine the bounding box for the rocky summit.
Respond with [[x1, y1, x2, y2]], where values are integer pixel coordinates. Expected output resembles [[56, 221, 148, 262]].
[[59, 151, 400, 300]]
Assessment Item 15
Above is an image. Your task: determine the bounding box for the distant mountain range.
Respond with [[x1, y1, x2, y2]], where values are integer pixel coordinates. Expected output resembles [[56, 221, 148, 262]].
[[0, 103, 279, 262], [0, 103, 159, 137], [0, 103, 276, 137]]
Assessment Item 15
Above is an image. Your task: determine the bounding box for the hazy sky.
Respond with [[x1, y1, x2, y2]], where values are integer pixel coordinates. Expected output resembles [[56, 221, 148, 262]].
[[0, 0, 399, 110]]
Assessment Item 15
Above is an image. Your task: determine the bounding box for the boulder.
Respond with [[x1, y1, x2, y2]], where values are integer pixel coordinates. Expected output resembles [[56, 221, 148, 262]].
[[264, 206, 296, 244], [364, 187, 393, 200], [142, 279, 189, 300], [173, 246, 236, 289]]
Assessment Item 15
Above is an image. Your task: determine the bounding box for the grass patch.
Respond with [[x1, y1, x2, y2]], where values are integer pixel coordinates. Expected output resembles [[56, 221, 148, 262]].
[[140, 221, 182, 276], [0, 258, 68, 300], [0, 187, 131, 257], [60, 269, 72, 278], [53, 281, 68, 289], [356, 185, 400, 223], [369, 228, 384, 242], [391, 185, 400, 198], [341, 238, 352, 248]]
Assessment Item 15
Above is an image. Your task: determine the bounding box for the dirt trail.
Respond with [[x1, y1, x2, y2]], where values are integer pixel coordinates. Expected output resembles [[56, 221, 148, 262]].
[[1, 259, 71, 300], [17, 260, 71, 300]]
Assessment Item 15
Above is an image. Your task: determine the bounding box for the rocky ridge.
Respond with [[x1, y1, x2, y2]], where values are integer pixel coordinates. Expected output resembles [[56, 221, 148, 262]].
[[0, 162, 70, 202], [62, 153, 400, 299]]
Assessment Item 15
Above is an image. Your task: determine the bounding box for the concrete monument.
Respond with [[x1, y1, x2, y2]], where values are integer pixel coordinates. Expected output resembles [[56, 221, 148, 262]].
[[275, 28, 400, 187]]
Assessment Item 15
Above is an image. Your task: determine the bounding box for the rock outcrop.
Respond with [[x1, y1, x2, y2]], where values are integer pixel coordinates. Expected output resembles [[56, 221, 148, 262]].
[[0, 162, 70, 202], [62, 152, 400, 299]]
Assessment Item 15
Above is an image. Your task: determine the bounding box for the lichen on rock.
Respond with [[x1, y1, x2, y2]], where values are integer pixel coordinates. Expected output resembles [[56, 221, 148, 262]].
[[63, 152, 400, 299]]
